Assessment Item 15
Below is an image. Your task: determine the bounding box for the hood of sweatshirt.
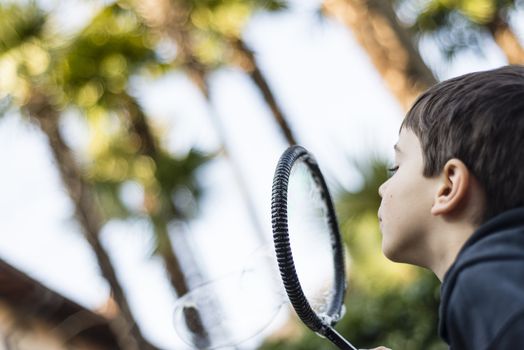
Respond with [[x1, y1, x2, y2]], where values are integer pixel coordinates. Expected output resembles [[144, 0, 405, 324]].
[[439, 206, 524, 344]]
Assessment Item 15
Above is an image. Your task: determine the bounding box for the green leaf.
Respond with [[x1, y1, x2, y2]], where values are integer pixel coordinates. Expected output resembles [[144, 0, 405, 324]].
[[0, 1, 45, 53], [92, 180, 131, 221], [57, 3, 157, 106], [155, 149, 211, 197]]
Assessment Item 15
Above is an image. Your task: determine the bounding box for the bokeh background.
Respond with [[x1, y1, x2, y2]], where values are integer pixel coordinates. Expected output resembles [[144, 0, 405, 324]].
[[0, 0, 523, 349]]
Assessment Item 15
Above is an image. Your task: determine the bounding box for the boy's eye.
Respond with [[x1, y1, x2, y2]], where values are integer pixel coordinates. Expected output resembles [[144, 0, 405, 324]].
[[387, 166, 399, 175]]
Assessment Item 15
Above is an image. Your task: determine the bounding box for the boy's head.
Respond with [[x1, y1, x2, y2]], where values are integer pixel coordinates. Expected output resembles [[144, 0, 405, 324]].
[[378, 65, 524, 275], [403, 65, 524, 221]]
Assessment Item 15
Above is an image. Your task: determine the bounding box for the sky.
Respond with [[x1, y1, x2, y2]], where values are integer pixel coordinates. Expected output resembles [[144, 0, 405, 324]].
[[0, 0, 522, 348]]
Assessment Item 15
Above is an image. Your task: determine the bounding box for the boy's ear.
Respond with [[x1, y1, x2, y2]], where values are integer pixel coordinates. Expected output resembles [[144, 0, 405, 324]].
[[430, 158, 470, 216]]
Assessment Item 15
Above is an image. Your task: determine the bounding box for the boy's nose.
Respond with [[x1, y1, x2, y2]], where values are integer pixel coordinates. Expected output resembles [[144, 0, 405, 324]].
[[378, 181, 386, 198]]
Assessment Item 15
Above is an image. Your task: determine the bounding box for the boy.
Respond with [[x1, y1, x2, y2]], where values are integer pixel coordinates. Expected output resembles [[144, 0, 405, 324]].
[[377, 65, 524, 349]]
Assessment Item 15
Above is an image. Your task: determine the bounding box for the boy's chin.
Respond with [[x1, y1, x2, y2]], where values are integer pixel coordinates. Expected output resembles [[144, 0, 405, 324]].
[[381, 240, 408, 264], [381, 241, 397, 261], [382, 241, 428, 268]]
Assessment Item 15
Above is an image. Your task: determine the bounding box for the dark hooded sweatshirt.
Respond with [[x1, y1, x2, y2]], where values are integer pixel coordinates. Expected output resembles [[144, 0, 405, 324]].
[[439, 207, 524, 349]]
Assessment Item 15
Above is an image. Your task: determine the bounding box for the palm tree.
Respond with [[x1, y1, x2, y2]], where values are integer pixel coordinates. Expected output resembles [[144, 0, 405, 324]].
[[0, 5, 159, 348], [55, 4, 214, 346], [322, 0, 437, 111], [24, 88, 158, 350], [410, 0, 524, 64], [0, 2, 198, 349], [58, 2, 202, 296]]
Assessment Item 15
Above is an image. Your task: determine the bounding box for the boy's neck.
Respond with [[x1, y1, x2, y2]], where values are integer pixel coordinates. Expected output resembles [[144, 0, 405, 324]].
[[429, 221, 478, 281]]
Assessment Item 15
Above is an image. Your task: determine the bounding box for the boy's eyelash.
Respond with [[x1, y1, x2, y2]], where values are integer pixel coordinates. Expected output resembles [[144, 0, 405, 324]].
[[387, 166, 399, 173]]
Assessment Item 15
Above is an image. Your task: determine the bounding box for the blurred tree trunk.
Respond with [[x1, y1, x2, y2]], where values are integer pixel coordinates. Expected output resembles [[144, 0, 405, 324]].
[[24, 89, 158, 350], [117, 93, 210, 348], [322, 0, 437, 110], [117, 93, 204, 296], [487, 16, 524, 64], [228, 37, 297, 145], [131, 0, 267, 242]]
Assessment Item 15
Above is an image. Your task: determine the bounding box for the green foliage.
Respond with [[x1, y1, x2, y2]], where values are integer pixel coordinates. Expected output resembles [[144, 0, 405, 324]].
[[0, 2, 50, 104], [85, 113, 210, 221], [35, 2, 216, 224], [262, 271, 444, 350], [58, 4, 158, 108], [188, 0, 287, 13], [0, 1, 45, 53], [406, 0, 521, 58], [167, 0, 288, 68], [90, 150, 210, 222], [261, 158, 446, 350], [0, 0, 213, 227], [93, 180, 131, 219], [155, 149, 211, 200], [337, 271, 445, 350], [337, 158, 389, 221]]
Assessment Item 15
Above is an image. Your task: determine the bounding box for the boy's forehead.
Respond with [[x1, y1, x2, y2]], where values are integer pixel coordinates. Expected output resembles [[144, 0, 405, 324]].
[[394, 130, 406, 153], [395, 128, 420, 155]]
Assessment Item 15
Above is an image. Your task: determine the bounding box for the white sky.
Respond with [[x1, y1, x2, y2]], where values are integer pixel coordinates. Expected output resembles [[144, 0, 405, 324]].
[[0, 0, 522, 348]]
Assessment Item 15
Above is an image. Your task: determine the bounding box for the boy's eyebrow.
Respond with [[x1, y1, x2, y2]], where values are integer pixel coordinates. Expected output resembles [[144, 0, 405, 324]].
[[394, 144, 403, 154]]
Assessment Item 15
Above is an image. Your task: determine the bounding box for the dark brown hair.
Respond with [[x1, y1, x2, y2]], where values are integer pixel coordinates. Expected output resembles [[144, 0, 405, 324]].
[[402, 65, 524, 221]]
